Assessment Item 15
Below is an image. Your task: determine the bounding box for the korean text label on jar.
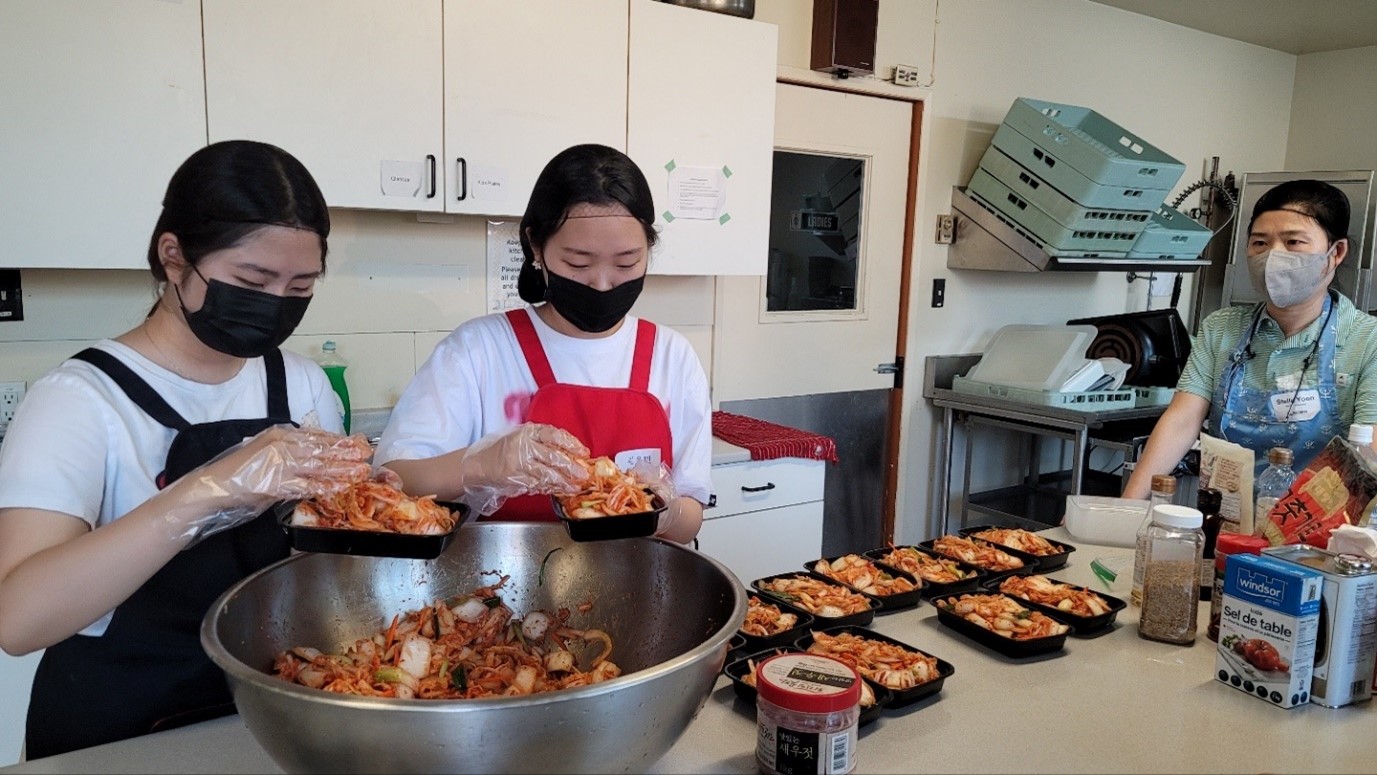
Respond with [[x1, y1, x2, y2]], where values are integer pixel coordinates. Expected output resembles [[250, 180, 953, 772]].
[[756, 653, 860, 775], [1208, 531, 1270, 642], [1139, 504, 1204, 645]]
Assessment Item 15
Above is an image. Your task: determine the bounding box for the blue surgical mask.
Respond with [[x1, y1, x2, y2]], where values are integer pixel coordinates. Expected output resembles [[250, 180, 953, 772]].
[[1246, 246, 1335, 308]]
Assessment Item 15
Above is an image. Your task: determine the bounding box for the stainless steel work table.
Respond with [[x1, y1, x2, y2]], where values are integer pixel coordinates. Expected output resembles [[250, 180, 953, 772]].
[[2, 529, 1370, 774], [924, 354, 1167, 535]]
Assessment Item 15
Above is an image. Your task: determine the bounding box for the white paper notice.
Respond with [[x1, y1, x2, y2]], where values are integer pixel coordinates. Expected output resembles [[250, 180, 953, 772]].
[[486, 220, 526, 313], [667, 165, 727, 220], [380, 160, 423, 198], [470, 165, 510, 202]]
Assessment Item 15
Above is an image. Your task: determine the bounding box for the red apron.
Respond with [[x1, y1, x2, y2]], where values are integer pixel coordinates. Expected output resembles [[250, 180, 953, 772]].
[[485, 309, 674, 522]]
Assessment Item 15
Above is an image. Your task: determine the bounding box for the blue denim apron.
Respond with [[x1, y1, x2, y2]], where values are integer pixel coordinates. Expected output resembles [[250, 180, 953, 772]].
[[1209, 291, 1341, 476]]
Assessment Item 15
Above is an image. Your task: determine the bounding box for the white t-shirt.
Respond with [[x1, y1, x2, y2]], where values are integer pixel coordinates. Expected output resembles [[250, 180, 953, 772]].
[[0, 340, 341, 636], [376, 308, 713, 504]]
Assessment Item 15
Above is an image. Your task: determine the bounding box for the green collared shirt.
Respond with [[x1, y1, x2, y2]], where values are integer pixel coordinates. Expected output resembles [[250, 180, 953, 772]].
[[1177, 293, 1377, 425]]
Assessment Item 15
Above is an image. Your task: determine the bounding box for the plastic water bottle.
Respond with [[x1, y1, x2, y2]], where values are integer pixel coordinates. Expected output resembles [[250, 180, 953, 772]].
[[1254, 447, 1295, 529], [316, 340, 351, 433]]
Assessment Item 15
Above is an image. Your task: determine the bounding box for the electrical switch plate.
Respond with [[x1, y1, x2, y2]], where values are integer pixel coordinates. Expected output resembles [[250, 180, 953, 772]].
[[931, 278, 946, 308], [935, 214, 955, 244], [893, 64, 921, 87], [0, 381, 25, 434]]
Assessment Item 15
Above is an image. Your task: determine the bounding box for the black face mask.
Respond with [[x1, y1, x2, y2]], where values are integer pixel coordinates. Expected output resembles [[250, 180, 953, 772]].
[[543, 269, 644, 333], [176, 268, 311, 358]]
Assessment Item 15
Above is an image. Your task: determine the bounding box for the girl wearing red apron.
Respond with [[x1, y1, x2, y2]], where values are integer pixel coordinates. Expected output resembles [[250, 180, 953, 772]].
[[379, 145, 712, 543], [0, 142, 371, 758]]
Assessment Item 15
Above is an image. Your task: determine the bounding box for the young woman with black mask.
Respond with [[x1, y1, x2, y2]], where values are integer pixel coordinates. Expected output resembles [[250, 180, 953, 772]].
[[377, 144, 710, 543], [0, 140, 373, 758]]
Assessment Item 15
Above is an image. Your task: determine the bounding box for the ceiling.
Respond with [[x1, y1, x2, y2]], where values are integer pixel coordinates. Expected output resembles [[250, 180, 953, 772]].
[[1088, 0, 1377, 55]]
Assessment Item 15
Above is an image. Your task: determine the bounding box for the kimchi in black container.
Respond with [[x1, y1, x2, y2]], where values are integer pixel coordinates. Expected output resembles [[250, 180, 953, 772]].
[[804, 554, 924, 612], [958, 524, 1077, 572], [982, 574, 1127, 635], [863, 545, 987, 599], [932, 592, 1070, 658], [276, 500, 470, 560], [751, 572, 880, 629], [738, 595, 816, 652], [918, 537, 1029, 580], [723, 648, 890, 726], [794, 625, 955, 709], [552, 493, 666, 542]]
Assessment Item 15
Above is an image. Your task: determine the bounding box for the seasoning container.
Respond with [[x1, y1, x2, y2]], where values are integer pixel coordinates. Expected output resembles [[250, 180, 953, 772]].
[[1138, 503, 1204, 645], [1197, 488, 1224, 601], [1132, 475, 1178, 606], [755, 653, 860, 775], [1207, 531, 1270, 641]]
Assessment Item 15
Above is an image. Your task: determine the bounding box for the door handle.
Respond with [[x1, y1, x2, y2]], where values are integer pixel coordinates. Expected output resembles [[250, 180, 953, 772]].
[[874, 363, 899, 374], [741, 482, 776, 493], [425, 155, 436, 199], [455, 157, 468, 201]]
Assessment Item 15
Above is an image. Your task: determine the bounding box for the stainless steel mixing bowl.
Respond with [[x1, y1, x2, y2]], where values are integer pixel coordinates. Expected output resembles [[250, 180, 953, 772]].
[[202, 523, 746, 774]]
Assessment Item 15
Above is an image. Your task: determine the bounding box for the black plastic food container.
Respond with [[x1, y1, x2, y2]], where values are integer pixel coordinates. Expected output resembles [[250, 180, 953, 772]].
[[723, 648, 890, 726], [794, 625, 955, 709], [804, 555, 924, 613], [918, 537, 1029, 579], [863, 545, 988, 599], [751, 572, 880, 628], [958, 525, 1077, 571], [552, 493, 666, 542], [932, 592, 1070, 658], [984, 574, 1127, 635], [276, 500, 470, 560], [738, 595, 816, 652]]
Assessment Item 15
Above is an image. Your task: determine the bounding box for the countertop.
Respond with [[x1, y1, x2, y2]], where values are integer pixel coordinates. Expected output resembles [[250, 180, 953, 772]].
[[4, 528, 1371, 774]]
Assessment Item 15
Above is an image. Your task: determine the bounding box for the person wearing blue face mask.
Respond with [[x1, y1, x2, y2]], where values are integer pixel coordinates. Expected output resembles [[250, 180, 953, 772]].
[[1125, 179, 1377, 498], [0, 141, 374, 758], [377, 144, 711, 543]]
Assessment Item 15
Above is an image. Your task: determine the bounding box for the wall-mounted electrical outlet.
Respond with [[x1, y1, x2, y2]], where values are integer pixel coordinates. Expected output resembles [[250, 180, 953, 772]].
[[935, 214, 955, 244], [893, 64, 921, 87], [0, 381, 26, 435]]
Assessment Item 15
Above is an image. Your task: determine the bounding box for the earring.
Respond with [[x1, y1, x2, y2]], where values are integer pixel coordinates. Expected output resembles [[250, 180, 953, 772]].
[[532, 260, 543, 270]]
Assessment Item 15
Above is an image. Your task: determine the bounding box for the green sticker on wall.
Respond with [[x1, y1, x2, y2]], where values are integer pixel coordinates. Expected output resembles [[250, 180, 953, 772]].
[[719, 213, 731, 225], [722, 165, 732, 178], [664, 160, 676, 172], [663, 210, 676, 223]]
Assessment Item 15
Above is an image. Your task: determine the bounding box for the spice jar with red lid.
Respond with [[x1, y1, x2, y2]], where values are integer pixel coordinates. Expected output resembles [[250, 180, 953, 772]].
[[1207, 531, 1271, 641], [755, 653, 860, 775]]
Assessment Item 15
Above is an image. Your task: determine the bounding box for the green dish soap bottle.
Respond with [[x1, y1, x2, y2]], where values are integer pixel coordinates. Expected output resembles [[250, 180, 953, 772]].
[[316, 340, 351, 433]]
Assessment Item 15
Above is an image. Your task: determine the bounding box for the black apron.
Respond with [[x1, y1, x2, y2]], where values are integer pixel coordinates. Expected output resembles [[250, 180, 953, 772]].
[[25, 348, 295, 760]]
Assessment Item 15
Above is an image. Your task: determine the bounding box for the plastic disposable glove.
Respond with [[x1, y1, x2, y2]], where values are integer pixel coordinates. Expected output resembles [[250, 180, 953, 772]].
[[153, 426, 375, 543], [458, 423, 590, 515]]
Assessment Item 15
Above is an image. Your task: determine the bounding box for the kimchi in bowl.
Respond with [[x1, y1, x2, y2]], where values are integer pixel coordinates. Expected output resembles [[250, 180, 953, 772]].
[[202, 523, 745, 774]]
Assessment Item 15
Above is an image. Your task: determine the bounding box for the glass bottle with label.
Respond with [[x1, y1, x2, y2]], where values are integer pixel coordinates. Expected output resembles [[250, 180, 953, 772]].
[[1197, 488, 1223, 601], [1139, 504, 1205, 645], [1132, 475, 1177, 606], [1254, 447, 1295, 530]]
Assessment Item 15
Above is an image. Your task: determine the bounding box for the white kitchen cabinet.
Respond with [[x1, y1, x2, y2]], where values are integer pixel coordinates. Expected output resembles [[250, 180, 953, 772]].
[[627, 0, 777, 275], [697, 456, 824, 585], [443, 0, 628, 216], [0, 0, 207, 269], [203, 0, 446, 212]]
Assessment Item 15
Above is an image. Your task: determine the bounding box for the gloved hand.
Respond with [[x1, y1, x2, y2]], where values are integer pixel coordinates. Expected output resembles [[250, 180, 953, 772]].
[[458, 423, 590, 515], [154, 426, 375, 543]]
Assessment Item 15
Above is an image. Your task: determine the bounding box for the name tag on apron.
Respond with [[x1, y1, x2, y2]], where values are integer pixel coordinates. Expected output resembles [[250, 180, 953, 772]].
[[615, 448, 661, 471], [1271, 389, 1321, 422]]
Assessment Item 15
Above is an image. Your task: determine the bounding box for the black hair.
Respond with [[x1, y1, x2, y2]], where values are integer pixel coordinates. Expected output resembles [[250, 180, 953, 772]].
[[517, 144, 658, 304], [1249, 179, 1351, 245], [146, 140, 330, 282]]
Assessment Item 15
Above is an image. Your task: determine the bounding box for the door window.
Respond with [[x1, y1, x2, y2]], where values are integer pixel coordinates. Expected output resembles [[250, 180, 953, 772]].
[[766, 151, 865, 312]]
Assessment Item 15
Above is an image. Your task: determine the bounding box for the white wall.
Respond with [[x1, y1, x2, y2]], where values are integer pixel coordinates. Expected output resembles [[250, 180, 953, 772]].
[[887, 0, 1297, 542], [1286, 45, 1377, 172]]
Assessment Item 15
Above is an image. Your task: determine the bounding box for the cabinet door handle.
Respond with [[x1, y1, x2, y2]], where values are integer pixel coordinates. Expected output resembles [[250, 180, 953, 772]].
[[741, 482, 776, 493], [425, 155, 437, 199], [455, 157, 468, 201]]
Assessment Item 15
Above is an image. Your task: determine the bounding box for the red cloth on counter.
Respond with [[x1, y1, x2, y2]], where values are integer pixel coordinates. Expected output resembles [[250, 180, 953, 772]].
[[711, 411, 839, 464]]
